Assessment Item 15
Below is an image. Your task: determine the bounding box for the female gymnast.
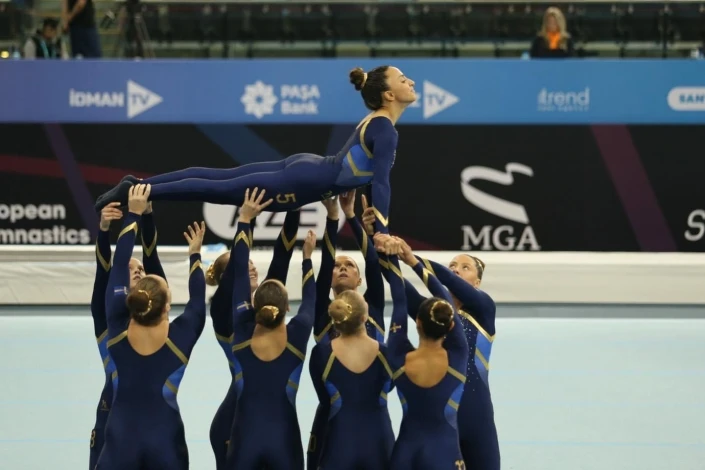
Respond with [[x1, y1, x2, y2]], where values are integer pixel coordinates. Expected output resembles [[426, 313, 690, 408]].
[[309, 290, 395, 470], [226, 188, 317, 470], [96, 184, 207, 470], [379, 236, 469, 470], [94, 65, 416, 235], [89, 201, 166, 469], [372, 228, 499, 469], [206, 210, 301, 470], [307, 191, 388, 469]]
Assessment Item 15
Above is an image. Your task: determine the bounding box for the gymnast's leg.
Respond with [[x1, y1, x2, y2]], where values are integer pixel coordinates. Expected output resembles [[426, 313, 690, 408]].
[[95, 154, 332, 211], [143, 160, 287, 185]]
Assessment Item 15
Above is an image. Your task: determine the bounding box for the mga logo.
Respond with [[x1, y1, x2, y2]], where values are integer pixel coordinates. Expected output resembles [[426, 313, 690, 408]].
[[459, 163, 540, 251]]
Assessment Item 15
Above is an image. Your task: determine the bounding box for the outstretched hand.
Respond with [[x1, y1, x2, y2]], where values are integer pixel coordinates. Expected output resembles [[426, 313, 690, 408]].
[[239, 188, 273, 223], [302, 230, 316, 260], [100, 202, 123, 231], [184, 221, 206, 255], [128, 184, 151, 216], [339, 190, 356, 219], [360, 194, 375, 236], [373, 233, 401, 256]]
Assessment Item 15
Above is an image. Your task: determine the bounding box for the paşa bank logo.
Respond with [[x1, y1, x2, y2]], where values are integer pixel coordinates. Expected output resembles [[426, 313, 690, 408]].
[[408, 80, 460, 119], [69, 80, 163, 119], [459, 163, 540, 251], [667, 87, 705, 111], [241, 81, 320, 119]]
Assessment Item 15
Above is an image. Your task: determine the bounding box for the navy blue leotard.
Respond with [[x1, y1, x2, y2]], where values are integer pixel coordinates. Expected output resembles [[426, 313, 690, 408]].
[[382, 256, 469, 470], [95, 212, 206, 470], [306, 214, 388, 469], [405, 257, 499, 470], [309, 340, 394, 470], [88, 213, 164, 469], [97, 116, 397, 235], [225, 219, 316, 470], [209, 211, 300, 470]]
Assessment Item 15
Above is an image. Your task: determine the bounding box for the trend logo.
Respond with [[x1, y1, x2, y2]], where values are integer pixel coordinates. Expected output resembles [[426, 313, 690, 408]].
[[127, 80, 163, 119], [460, 163, 533, 223], [423, 81, 459, 119], [241, 81, 279, 119]]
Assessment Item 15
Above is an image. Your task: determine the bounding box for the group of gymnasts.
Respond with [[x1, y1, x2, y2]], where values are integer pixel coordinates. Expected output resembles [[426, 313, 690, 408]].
[[89, 64, 500, 470]]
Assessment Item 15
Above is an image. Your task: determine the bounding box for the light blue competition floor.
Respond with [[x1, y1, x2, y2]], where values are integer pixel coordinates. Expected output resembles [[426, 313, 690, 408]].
[[1, 312, 704, 470]]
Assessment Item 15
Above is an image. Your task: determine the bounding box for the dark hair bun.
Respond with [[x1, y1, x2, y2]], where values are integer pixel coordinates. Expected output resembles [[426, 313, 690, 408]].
[[349, 67, 366, 91], [431, 301, 453, 325], [126, 289, 150, 314]]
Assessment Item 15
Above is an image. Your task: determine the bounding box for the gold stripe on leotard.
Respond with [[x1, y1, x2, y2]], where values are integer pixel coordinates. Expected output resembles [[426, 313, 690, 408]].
[[314, 322, 333, 343], [459, 309, 495, 342], [302, 269, 314, 285], [447, 399, 459, 411], [234, 231, 251, 248], [324, 232, 335, 259], [447, 366, 466, 383], [142, 231, 158, 257], [102, 356, 110, 369], [189, 260, 202, 276], [280, 230, 296, 252], [380, 391, 388, 401], [165, 339, 188, 365], [96, 329, 108, 344], [96, 243, 110, 272], [377, 352, 393, 379], [234, 372, 243, 382], [421, 258, 435, 275], [287, 379, 299, 391], [358, 119, 373, 158], [215, 332, 234, 344], [286, 342, 305, 361], [392, 366, 405, 380], [329, 391, 341, 405], [322, 352, 336, 382], [165, 380, 178, 395], [368, 317, 384, 336], [345, 151, 373, 177], [475, 349, 490, 371], [107, 331, 127, 348], [360, 230, 368, 256], [232, 339, 252, 353], [111, 371, 118, 381], [372, 207, 389, 228], [118, 222, 138, 240]]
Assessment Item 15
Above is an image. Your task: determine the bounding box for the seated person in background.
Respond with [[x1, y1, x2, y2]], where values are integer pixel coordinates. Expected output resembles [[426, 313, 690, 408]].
[[530, 7, 574, 58], [23, 17, 68, 59]]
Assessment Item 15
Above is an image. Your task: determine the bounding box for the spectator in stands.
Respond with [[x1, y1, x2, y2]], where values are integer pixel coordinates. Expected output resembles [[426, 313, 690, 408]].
[[530, 7, 574, 58], [62, 0, 101, 58], [23, 18, 69, 59]]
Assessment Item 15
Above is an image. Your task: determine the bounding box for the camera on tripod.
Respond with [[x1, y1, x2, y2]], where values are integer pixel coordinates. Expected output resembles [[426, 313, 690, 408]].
[[100, 0, 153, 58]]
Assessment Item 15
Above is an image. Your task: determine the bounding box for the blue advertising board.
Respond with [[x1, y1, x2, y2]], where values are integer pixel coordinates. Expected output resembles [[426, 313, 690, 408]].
[[1, 59, 704, 124]]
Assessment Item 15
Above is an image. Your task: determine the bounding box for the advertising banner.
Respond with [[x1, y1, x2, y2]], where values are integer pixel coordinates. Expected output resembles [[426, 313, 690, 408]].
[[1, 123, 703, 251], [1, 59, 705, 124]]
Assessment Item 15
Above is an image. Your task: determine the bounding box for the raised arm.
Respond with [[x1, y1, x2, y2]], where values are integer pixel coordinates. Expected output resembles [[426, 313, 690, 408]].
[[417, 256, 496, 329], [170, 222, 207, 343], [340, 191, 385, 339], [92, 203, 121, 338], [363, 116, 398, 235], [106, 189, 147, 337], [232, 189, 273, 344], [313, 200, 339, 343], [381, 254, 413, 362], [140, 205, 166, 281], [265, 210, 301, 283], [291, 231, 317, 333]]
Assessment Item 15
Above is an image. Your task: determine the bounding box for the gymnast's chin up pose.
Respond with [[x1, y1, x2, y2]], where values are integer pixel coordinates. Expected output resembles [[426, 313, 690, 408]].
[[307, 191, 390, 469], [379, 236, 470, 470], [88, 200, 166, 469], [225, 188, 317, 470], [94, 65, 417, 235], [205, 210, 301, 470], [95, 184, 207, 470]]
